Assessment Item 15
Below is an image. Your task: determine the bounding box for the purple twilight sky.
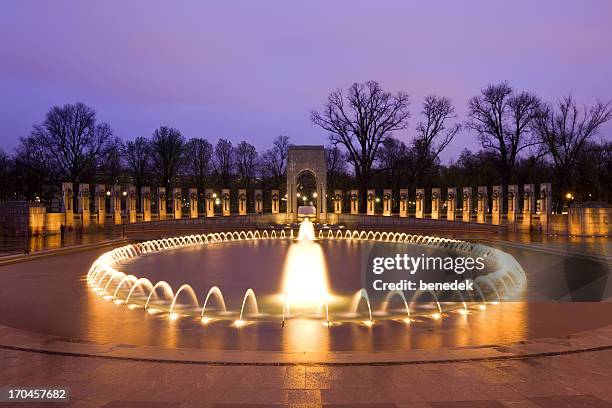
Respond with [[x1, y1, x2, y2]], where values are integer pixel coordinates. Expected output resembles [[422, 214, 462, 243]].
[[1, 1, 611, 163]]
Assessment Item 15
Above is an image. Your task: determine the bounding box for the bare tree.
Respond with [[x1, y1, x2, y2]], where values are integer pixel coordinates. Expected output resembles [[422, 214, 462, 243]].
[[532, 95, 612, 200], [376, 137, 408, 190], [235, 141, 258, 187], [261, 135, 290, 183], [30, 102, 114, 185], [410, 95, 461, 186], [325, 145, 347, 194], [13, 135, 56, 200], [214, 139, 234, 186], [312, 81, 410, 210], [151, 126, 184, 193], [183, 137, 213, 191], [100, 139, 125, 185], [123, 137, 152, 208], [0, 149, 13, 201], [466, 82, 540, 192]]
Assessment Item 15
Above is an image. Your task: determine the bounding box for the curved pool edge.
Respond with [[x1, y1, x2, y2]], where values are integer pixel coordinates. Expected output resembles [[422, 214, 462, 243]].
[[2, 323, 612, 366]]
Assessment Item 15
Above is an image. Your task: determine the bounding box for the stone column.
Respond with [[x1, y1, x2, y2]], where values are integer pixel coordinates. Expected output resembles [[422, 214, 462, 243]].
[[491, 185, 502, 225], [95, 184, 106, 226], [399, 189, 408, 218], [205, 189, 215, 217], [141, 186, 151, 222], [222, 189, 231, 216], [111, 185, 122, 225], [539, 183, 552, 233], [238, 189, 247, 215], [462, 187, 473, 222], [255, 190, 263, 214], [127, 185, 137, 223], [415, 188, 425, 219], [271, 190, 279, 214], [172, 188, 182, 220], [477, 186, 488, 223], [333, 190, 343, 214], [431, 188, 441, 220], [78, 183, 90, 228], [61, 182, 74, 228], [523, 184, 535, 228], [157, 187, 167, 221], [189, 188, 198, 218], [350, 190, 359, 214], [447, 188, 456, 221], [382, 189, 392, 216], [317, 181, 327, 221], [366, 189, 375, 215], [507, 185, 518, 223]]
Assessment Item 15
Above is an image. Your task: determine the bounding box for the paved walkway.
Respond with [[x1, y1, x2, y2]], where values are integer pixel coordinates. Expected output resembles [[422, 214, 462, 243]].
[[2, 346, 612, 407]]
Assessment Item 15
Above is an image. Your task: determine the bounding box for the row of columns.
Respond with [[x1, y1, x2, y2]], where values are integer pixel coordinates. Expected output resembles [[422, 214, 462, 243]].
[[60, 182, 282, 226], [331, 183, 553, 226]]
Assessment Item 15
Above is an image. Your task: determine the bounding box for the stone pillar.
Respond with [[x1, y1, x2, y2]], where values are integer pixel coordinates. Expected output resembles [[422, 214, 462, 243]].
[[366, 189, 375, 215], [255, 190, 263, 214], [222, 189, 231, 216], [127, 185, 137, 223], [523, 184, 535, 228], [462, 187, 473, 222], [446, 188, 456, 221], [238, 189, 247, 215], [333, 190, 343, 214], [61, 182, 74, 228], [491, 185, 502, 225], [189, 188, 198, 218], [350, 190, 359, 214], [78, 183, 90, 228], [507, 185, 518, 223], [431, 188, 441, 220], [111, 185, 122, 225], [271, 190, 279, 214], [382, 189, 392, 216], [477, 186, 488, 223], [539, 183, 552, 233], [172, 188, 182, 220], [317, 181, 327, 221], [205, 189, 215, 217], [141, 186, 151, 222], [399, 189, 408, 218], [415, 188, 425, 219], [95, 184, 106, 226], [157, 187, 167, 221]]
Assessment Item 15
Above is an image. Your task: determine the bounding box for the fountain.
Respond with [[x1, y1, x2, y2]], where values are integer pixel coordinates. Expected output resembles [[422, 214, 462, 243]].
[[86, 218, 527, 330]]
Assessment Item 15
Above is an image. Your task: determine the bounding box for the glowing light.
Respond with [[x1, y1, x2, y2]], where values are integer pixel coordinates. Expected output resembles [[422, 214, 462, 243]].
[[281, 218, 330, 309], [233, 319, 246, 328], [201, 317, 212, 325], [431, 313, 441, 320], [375, 197, 380, 202], [458, 309, 469, 315], [169, 313, 179, 320], [403, 318, 412, 324], [312, 192, 318, 198], [212, 193, 217, 198], [362, 320, 374, 327], [478, 304, 487, 310], [490, 301, 499, 305]]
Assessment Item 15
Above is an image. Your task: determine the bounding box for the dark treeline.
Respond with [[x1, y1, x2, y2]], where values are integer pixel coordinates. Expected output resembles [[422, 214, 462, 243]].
[[0, 81, 610, 213]]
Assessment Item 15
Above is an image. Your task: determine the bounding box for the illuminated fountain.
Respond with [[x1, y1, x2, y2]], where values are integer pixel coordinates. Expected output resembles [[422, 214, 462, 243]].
[[281, 217, 330, 320], [86, 219, 527, 329]]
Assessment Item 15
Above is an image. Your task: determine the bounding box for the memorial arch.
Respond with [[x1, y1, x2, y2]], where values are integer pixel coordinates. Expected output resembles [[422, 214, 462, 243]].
[[286, 145, 327, 221]]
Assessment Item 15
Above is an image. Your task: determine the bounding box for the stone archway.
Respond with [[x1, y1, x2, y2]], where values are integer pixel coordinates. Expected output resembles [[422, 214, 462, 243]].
[[286, 145, 327, 221]]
